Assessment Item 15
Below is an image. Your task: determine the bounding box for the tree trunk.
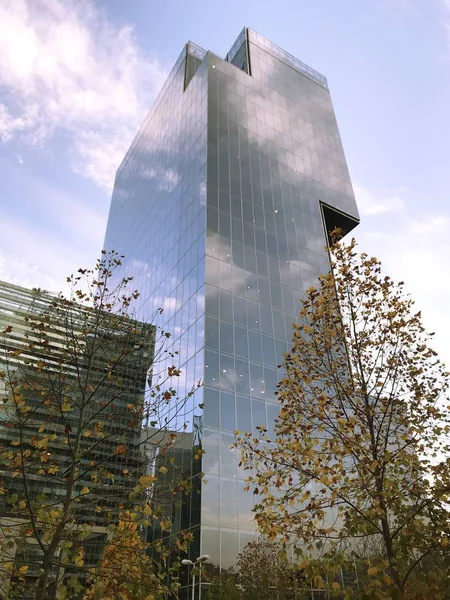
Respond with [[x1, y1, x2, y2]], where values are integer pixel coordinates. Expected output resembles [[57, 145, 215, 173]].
[[34, 435, 82, 599], [35, 551, 52, 600]]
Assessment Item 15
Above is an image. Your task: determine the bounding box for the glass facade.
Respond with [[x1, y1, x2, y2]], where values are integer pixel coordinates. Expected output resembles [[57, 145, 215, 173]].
[[103, 27, 359, 574]]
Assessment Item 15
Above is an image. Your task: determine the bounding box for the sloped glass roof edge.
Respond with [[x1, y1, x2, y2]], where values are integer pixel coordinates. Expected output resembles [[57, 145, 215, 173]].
[[116, 29, 329, 179], [187, 41, 207, 61], [225, 27, 247, 64], [246, 28, 328, 89]]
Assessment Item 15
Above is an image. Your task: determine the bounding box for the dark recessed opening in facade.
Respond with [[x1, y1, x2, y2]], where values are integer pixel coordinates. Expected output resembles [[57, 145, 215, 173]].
[[321, 202, 360, 246], [225, 27, 251, 75]]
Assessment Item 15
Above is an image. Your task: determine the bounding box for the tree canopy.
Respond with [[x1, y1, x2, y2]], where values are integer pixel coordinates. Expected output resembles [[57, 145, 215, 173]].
[[0, 252, 197, 599], [206, 539, 304, 600], [238, 236, 450, 599]]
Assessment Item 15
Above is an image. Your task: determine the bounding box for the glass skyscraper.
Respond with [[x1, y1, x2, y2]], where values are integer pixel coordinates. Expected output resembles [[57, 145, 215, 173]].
[[104, 27, 359, 574]]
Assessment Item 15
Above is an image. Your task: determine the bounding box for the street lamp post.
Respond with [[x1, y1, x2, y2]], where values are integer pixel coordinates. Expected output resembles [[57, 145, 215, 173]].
[[181, 555, 210, 600]]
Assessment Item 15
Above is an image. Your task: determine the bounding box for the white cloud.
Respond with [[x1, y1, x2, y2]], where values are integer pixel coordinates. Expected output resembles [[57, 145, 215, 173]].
[[0, 215, 90, 293], [354, 184, 405, 215], [354, 185, 450, 367], [377, 0, 423, 18], [442, 0, 450, 57], [0, 165, 109, 292], [0, 0, 167, 190], [407, 214, 450, 236]]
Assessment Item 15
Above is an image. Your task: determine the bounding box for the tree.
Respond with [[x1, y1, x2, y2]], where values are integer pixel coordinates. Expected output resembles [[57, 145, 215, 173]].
[[237, 540, 305, 600], [82, 508, 182, 600], [0, 252, 197, 599], [205, 540, 304, 600], [205, 570, 242, 600], [237, 236, 450, 599]]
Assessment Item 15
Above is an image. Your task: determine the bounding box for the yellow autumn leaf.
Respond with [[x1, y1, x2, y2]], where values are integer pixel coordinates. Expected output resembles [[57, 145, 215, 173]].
[[175, 537, 187, 551], [367, 566, 378, 576], [313, 575, 324, 589], [80, 487, 90, 495], [159, 466, 168, 474], [19, 565, 29, 574], [74, 554, 84, 567], [159, 520, 171, 531], [140, 474, 156, 487], [332, 582, 340, 592], [61, 402, 71, 412]]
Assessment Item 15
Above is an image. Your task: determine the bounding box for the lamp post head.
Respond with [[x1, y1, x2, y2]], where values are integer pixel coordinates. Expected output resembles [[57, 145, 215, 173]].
[[181, 555, 210, 566], [197, 555, 210, 563]]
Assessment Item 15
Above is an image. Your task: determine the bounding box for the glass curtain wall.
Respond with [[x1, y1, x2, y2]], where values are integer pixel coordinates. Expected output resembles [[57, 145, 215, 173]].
[[201, 28, 359, 570], [103, 28, 359, 576], [104, 43, 208, 553]]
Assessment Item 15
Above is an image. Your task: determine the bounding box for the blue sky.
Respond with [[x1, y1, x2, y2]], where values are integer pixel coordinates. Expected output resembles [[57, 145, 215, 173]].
[[0, 0, 449, 363]]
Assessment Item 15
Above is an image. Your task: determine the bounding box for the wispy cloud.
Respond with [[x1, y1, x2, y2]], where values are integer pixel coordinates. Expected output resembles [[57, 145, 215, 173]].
[[441, 0, 450, 57], [377, 0, 423, 19], [354, 185, 450, 366], [407, 214, 450, 236], [0, 0, 167, 190], [354, 184, 405, 215], [0, 214, 87, 293], [0, 170, 108, 292]]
